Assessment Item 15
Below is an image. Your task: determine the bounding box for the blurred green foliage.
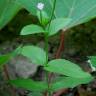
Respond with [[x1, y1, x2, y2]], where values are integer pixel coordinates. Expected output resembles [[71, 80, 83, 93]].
[[0, 10, 96, 56], [0, 10, 38, 42], [65, 19, 96, 56]]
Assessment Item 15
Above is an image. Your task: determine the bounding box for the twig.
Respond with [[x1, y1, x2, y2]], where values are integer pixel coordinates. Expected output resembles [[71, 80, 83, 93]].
[[53, 30, 69, 96], [48, 30, 68, 96], [53, 89, 68, 96], [48, 30, 65, 82], [3, 65, 16, 96], [55, 30, 65, 59]]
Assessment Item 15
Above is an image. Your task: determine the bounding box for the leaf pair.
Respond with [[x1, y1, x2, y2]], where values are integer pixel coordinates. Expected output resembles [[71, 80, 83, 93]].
[[20, 18, 71, 36], [9, 76, 93, 92], [20, 45, 92, 78]]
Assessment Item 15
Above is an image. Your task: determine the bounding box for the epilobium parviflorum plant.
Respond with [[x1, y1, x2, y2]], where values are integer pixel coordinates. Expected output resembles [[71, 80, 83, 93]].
[[1, 0, 96, 96]]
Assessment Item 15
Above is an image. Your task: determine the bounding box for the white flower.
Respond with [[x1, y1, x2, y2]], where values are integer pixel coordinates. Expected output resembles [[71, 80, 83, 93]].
[[87, 60, 96, 71], [87, 60, 91, 63], [90, 63, 96, 72], [37, 2, 44, 10]]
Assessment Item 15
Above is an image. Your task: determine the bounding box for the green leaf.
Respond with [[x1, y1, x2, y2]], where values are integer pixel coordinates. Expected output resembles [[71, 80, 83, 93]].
[[89, 56, 96, 68], [44, 59, 92, 78], [20, 17, 71, 37], [51, 76, 93, 91], [46, 18, 71, 36], [28, 92, 42, 96], [0, 0, 21, 29], [9, 79, 47, 92], [20, 24, 45, 35], [16, 0, 96, 29], [0, 54, 11, 68], [20, 45, 46, 65], [54, 0, 96, 28], [0, 46, 22, 69]]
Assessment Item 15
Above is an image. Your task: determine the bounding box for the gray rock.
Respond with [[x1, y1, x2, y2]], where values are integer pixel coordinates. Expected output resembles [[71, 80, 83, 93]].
[[8, 55, 39, 79]]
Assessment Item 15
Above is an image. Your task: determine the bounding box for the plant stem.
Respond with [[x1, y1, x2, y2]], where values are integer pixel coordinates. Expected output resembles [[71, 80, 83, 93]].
[[55, 30, 65, 58], [48, 0, 57, 29], [44, 34, 51, 96], [39, 1, 57, 95], [44, 0, 57, 95], [45, 34, 48, 66], [40, 10, 43, 25], [38, 7, 51, 96]]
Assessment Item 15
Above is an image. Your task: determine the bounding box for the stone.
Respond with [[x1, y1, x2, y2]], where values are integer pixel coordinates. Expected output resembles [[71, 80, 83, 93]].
[[8, 55, 39, 78]]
